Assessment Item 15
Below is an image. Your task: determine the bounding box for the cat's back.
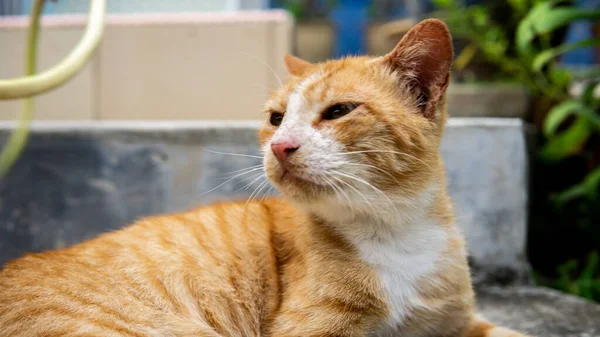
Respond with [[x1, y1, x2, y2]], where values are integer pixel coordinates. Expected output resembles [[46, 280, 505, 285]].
[[0, 198, 295, 337]]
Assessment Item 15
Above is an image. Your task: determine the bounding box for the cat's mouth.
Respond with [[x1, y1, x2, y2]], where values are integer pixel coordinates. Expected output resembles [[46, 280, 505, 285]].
[[279, 168, 308, 184], [277, 166, 324, 187]]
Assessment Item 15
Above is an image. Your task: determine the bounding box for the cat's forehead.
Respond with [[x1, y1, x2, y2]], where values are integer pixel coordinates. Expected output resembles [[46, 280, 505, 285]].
[[265, 57, 376, 113]]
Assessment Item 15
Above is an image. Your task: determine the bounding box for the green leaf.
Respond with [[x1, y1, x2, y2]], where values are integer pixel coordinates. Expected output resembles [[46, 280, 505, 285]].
[[556, 259, 579, 295], [554, 181, 590, 205], [454, 43, 478, 70], [581, 252, 599, 282], [532, 8, 600, 35], [282, 0, 306, 18], [471, 6, 490, 26], [539, 117, 592, 162], [516, 1, 556, 56], [554, 166, 600, 204], [544, 100, 583, 136], [516, 2, 600, 56], [533, 38, 600, 72], [507, 0, 528, 14], [548, 66, 573, 87], [432, 0, 455, 8], [582, 81, 600, 106], [543, 100, 600, 136]]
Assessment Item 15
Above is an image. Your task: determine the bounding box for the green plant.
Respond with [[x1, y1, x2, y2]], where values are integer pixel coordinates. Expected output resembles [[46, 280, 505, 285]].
[[540, 81, 600, 204], [433, 0, 514, 76], [275, 0, 338, 19], [434, 0, 574, 88], [437, 0, 600, 199], [554, 252, 600, 301]]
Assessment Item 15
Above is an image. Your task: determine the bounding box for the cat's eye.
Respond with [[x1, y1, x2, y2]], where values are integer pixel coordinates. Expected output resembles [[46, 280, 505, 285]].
[[269, 112, 284, 126], [322, 103, 358, 120]]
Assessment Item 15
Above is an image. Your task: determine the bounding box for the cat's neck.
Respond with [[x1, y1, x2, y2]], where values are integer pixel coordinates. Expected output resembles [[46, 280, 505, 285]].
[[300, 179, 448, 246]]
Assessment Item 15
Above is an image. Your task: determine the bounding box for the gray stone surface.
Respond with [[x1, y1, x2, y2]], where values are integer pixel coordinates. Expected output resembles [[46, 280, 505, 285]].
[[441, 119, 531, 286], [446, 84, 529, 118], [477, 286, 600, 337], [0, 119, 530, 286]]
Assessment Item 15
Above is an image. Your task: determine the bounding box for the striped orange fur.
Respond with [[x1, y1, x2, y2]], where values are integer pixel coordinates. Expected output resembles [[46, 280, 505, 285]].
[[0, 19, 531, 337]]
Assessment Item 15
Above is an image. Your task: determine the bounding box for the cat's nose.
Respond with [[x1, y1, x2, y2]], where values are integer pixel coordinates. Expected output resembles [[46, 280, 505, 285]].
[[271, 141, 300, 164]]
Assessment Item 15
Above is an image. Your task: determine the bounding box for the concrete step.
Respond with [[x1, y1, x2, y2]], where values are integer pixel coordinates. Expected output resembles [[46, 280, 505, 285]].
[[477, 286, 600, 337]]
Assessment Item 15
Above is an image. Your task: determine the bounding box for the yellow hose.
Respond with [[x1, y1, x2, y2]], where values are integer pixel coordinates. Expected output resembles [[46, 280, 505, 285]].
[[0, 0, 106, 100], [0, 0, 106, 178]]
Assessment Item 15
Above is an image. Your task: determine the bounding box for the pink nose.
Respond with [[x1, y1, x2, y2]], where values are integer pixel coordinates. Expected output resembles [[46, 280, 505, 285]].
[[271, 141, 300, 163]]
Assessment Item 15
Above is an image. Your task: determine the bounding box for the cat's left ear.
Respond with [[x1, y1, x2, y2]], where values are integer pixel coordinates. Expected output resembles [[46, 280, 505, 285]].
[[381, 19, 453, 120], [284, 54, 312, 77]]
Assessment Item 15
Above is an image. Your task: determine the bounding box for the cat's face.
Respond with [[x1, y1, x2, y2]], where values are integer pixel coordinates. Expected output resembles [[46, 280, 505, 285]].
[[259, 20, 453, 216]]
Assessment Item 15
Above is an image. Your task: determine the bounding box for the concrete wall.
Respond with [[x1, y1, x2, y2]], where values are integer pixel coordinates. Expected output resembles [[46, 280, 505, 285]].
[[0, 118, 531, 286], [37, 0, 267, 14], [0, 11, 292, 120]]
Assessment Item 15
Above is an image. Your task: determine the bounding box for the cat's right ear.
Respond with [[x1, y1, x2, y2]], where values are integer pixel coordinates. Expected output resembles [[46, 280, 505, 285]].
[[380, 19, 453, 120], [284, 54, 312, 77]]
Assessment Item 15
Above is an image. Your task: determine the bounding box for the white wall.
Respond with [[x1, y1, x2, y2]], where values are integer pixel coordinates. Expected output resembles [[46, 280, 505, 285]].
[[0, 10, 292, 120], [38, 0, 268, 14]]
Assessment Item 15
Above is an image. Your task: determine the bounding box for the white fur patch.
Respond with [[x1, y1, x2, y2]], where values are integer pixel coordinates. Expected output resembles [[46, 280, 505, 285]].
[[285, 71, 326, 123], [309, 185, 448, 336], [366, 219, 447, 336]]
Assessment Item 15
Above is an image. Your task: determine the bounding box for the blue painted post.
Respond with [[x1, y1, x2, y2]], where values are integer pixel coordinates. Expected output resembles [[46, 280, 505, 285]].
[[561, 0, 599, 68], [329, 0, 370, 58]]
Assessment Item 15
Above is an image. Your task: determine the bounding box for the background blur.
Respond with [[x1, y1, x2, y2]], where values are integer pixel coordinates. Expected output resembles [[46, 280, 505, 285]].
[[1, 0, 600, 304]]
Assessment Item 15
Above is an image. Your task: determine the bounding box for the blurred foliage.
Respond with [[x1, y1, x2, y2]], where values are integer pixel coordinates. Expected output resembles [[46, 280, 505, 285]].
[[271, 0, 336, 19], [534, 251, 600, 301], [435, 0, 600, 302], [554, 252, 600, 300]]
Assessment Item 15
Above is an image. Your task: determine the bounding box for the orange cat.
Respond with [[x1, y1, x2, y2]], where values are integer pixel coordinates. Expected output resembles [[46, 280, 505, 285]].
[[0, 19, 531, 337]]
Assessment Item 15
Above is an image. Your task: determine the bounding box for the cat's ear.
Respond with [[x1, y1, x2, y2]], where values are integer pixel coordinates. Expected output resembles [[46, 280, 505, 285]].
[[382, 19, 453, 119], [284, 54, 312, 77]]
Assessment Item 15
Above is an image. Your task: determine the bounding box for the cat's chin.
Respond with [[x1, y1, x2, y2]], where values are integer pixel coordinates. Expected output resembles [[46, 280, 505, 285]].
[[268, 170, 333, 202]]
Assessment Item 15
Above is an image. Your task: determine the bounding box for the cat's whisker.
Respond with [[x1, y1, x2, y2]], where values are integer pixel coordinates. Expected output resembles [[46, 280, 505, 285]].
[[332, 150, 432, 170], [199, 167, 264, 197], [200, 147, 263, 159], [260, 185, 276, 203], [255, 180, 272, 200], [240, 52, 284, 89], [328, 172, 372, 208], [252, 83, 272, 92], [331, 170, 398, 214], [245, 179, 270, 208], [330, 161, 397, 181], [324, 175, 352, 206], [220, 164, 263, 175], [247, 178, 268, 201], [244, 184, 261, 209], [229, 173, 267, 194], [235, 173, 267, 193], [321, 175, 338, 199], [218, 165, 264, 180]]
